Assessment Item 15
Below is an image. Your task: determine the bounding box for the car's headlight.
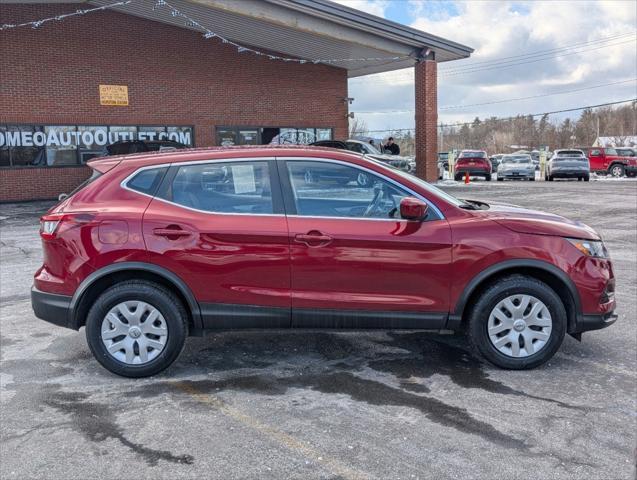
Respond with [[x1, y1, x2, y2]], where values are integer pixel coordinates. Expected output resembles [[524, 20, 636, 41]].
[[566, 238, 609, 258]]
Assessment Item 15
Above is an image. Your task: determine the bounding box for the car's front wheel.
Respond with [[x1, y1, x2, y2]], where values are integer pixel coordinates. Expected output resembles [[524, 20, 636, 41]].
[[468, 275, 566, 369], [609, 164, 624, 178], [86, 280, 188, 377]]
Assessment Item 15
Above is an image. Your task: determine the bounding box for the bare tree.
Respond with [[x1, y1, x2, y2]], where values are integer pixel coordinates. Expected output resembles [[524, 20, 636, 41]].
[[349, 117, 368, 138]]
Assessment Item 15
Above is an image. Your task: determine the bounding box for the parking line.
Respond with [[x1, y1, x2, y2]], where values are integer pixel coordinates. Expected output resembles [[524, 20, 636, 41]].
[[171, 381, 370, 480]]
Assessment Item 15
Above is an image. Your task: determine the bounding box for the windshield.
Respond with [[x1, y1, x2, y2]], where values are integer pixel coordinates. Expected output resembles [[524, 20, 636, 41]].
[[501, 155, 532, 164], [365, 156, 466, 207], [459, 151, 486, 159]]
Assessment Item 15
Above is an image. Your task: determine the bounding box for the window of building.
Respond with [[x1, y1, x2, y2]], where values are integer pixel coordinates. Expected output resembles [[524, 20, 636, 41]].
[[216, 126, 333, 146], [0, 125, 194, 168]]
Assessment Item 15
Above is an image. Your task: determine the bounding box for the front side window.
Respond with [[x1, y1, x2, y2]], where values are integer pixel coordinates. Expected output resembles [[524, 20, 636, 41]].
[[286, 161, 411, 219], [167, 161, 273, 214]]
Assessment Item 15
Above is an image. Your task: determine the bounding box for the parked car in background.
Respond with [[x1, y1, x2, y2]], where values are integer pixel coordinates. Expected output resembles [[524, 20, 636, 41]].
[[311, 139, 415, 173], [454, 150, 491, 181], [497, 154, 536, 181], [103, 140, 188, 156], [489, 154, 504, 172], [546, 149, 590, 182], [615, 147, 636, 158], [32, 146, 616, 376], [577, 146, 637, 177]]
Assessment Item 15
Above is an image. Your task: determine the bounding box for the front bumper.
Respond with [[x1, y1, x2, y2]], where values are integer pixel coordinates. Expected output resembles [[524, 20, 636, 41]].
[[573, 311, 617, 333], [625, 165, 637, 175], [31, 286, 73, 329], [498, 171, 535, 179]]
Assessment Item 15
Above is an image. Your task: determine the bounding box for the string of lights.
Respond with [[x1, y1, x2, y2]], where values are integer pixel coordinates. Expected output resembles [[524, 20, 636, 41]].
[[1, 0, 412, 65], [0, 1, 132, 30], [153, 0, 411, 64]]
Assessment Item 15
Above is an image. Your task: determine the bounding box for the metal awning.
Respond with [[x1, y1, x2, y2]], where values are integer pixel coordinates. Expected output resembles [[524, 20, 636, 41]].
[[11, 0, 472, 76]]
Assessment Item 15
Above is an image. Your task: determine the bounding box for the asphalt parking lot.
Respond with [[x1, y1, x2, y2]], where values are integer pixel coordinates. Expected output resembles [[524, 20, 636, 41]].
[[1, 179, 636, 480]]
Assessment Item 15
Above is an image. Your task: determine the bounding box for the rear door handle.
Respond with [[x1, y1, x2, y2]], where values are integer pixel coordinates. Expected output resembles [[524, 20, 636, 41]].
[[294, 231, 332, 247]]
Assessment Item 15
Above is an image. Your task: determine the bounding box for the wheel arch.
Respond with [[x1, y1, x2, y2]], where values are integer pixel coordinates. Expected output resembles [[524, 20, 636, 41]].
[[68, 262, 202, 331], [448, 259, 582, 333]]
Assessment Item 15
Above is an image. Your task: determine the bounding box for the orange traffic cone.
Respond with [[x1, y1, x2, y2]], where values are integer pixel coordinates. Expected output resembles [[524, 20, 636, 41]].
[[464, 172, 470, 184]]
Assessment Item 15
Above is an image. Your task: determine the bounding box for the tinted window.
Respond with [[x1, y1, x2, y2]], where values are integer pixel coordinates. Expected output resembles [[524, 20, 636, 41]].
[[168, 161, 273, 214], [345, 142, 366, 154], [604, 148, 618, 155], [286, 161, 410, 219], [127, 167, 168, 195], [459, 151, 486, 159]]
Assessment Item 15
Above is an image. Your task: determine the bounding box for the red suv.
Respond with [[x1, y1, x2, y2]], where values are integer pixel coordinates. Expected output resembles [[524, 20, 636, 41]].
[[454, 150, 492, 181], [32, 147, 616, 377]]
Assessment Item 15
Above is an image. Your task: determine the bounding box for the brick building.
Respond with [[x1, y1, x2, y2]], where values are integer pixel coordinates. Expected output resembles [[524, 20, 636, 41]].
[[0, 0, 472, 202]]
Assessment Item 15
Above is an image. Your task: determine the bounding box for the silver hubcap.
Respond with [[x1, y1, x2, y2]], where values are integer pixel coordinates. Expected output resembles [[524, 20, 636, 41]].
[[611, 166, 622, 177], [487, 294, 552, 358], [101, 301, 168, 365]]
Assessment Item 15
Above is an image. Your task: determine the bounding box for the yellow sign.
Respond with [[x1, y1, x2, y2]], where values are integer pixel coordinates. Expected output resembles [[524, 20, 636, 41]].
[[99, 85, 129, 106]]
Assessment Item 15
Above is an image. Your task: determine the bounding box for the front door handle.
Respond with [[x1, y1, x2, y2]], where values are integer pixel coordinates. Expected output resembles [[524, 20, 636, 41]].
[[294, 231, 332, 247], [153, 226, 193, 238]]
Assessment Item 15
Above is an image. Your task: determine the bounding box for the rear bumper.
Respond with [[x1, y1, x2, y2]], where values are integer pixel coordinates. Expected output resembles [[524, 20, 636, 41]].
[[550, 170, 589, 178], [31, 286, 74, 329], [572, 311, 617, 333], [455, 168, 490, 177]]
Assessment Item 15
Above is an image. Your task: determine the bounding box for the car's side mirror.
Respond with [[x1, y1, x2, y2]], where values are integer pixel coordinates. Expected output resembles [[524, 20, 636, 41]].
[[400, 197, 428, 221]]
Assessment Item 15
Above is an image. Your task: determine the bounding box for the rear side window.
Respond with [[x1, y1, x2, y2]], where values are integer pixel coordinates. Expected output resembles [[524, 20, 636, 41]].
[[166, 161, 273, 214], [127, 167, 168, 196]]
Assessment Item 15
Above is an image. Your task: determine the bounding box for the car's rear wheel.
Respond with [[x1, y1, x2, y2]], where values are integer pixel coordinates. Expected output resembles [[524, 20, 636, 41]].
[[468, 275, 566, 369], [584, 175, 590, 181], [548, 175, 554, 181], [86, 280, 188, 377]]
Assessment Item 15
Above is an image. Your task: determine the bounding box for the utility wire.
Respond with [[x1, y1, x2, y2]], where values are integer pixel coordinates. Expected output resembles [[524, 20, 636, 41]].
[[439, 31, 636, 72], [354, 78, 637, 114], [350, 34, 637, 84], [351, 98, 637, 133]]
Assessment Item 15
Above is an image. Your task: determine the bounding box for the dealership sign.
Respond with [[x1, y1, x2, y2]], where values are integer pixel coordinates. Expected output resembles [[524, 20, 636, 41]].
[[0, 126, 192, 148]]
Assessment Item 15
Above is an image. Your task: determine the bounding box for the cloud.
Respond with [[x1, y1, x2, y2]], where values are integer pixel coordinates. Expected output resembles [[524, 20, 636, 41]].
[[348, 0, 637, 135]]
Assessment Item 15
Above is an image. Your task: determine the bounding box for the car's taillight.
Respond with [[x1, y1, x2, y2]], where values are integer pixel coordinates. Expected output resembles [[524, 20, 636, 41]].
[[40, 214, 63, 239], [40, 213, 95, 239]]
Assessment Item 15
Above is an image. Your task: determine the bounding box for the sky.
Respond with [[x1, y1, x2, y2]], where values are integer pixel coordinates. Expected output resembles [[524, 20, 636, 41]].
[[332, 0, 637, 135]]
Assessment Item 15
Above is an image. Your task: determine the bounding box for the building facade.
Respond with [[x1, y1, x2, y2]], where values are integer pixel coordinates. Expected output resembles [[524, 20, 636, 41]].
[[0, 0, 472, 202]]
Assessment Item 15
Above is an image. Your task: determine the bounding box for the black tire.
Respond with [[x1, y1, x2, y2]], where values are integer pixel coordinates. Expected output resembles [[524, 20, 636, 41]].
[[468, 275, 566, 370], [548, 175, 554, 181], [485, 174, 492, 181], [454, 174, 462, 181], [85, 280, 188, 377], [497, 177, 504, 182], [529, 177, 535, 181], [584, 175, 590, 182], [577, 177, 582, 181], [609, 164, 624, 178]]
